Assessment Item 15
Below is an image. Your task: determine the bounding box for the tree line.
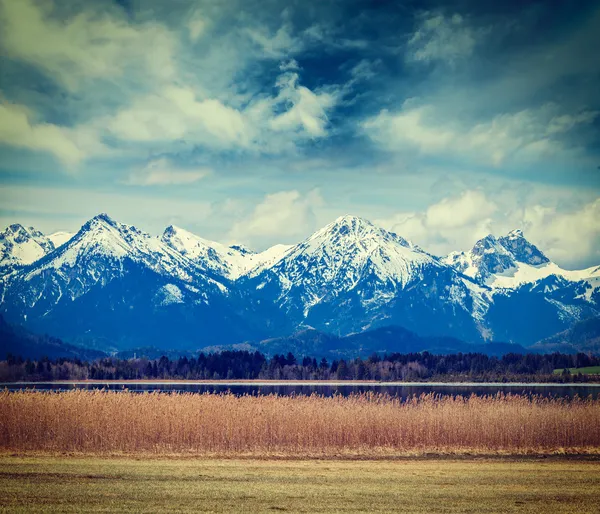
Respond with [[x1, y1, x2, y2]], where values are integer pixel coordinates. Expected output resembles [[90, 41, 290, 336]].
[[1, 350, 599, 383]]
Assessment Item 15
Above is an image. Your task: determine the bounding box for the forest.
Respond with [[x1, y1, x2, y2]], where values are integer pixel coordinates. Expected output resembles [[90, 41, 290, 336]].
[[1, 350, 599, 383]]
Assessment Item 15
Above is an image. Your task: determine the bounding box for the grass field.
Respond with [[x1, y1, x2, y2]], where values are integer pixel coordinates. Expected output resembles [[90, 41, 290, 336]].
[[554, 366, 600, 375], [0, 456, 599, 513]]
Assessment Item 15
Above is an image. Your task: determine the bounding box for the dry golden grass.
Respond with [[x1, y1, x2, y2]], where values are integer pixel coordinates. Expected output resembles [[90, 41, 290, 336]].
[[1, 390, 599, 456]]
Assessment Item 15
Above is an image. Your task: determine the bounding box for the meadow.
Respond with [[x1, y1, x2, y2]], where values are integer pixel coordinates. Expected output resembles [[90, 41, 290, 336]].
[[554, 366, 600, 375], [1, 456, 599, 513], [1, 390, 599, 456]]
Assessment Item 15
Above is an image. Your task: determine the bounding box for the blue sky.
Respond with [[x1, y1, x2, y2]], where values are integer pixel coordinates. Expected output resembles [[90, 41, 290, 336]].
[[0, 0, 599, 268]]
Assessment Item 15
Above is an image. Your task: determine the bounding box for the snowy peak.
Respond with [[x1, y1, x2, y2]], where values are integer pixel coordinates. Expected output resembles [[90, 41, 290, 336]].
[[0, 223, 55, 272], [312, 215, 411, 247], [161, 225, 294, 279], [82, 212, 119, 230], [445, 229, 564, 289], [26, 214, 212, 287], [259, 214, 437, 297], [161, 224, 248, 279], [506, 228, 524, 238], [306, 215, 417, 255], [498, 229, 549, 265], [443, 236, 514, 283]]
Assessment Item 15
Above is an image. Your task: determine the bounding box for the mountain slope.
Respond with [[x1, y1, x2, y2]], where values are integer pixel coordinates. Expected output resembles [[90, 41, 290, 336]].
[[530, 316, 600, 354], [46, 231, 74, 248], [252, 325, 528, 359], [0, 314, 106, 360]]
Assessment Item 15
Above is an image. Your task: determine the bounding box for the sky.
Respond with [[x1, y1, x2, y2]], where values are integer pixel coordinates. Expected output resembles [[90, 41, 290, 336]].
[[0, 0, 599, 269]]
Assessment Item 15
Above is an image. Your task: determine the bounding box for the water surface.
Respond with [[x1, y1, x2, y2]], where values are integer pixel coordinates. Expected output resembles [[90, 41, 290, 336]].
[[2, 381, 599, 399]]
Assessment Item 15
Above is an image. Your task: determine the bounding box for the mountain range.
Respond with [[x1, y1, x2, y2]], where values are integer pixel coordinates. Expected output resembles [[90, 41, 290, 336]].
[[0, 213, 598, 355]]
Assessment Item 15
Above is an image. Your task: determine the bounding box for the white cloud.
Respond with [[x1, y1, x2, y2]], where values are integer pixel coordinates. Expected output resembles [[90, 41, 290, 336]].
[[0, 1, 344, 167], [363, 102, 596, 167], [517, 199, 600, 269], [245, 23, 300, 58], [104, 68, 337, 153], [425, 190, 497, 229], [228, 189, 323, 248], [0, 184, 213, 236], [0, 101, 105, 166], [376, 190, 497, 255], [407, 12, 479, 64], [376, 189, 600, 269], [280, 59, 300, 71], [547, 111, 598, 135], [105, 86, 252, 149], [124, 158, 212, 186], [0, 0, 176, 91], [267, 70, 337, 138], [187, 12, 206, 41]]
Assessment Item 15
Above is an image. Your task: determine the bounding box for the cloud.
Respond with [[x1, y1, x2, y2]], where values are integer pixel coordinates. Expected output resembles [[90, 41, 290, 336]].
[[123, 158, 212, 186], [407, 12, 480, 64], [363, 102, 597, 167], [376, 189, 600, 269], [426, 190, 497, 229], [187, 12, 206, 41], [376, 190, 497, 256], [0, 101, 104, 167], [0, 0, 176, 91], [0, 0, 344, 168], [267, 70, 337, 138], [245, 23, 300, 58], [280, 59, 300, 71], [547, 111, 599, 135], [518, 199, 600, 269], [228, 189, 323, 248], [0, 184, 213, 236], [105, 86, 251, 149], [104, 68, 338, 153]]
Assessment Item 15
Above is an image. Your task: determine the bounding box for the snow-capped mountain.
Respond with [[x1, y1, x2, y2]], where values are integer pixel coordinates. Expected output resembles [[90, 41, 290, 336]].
[[21, 213, 219, 287], [0, 213, 598, 352], [444, 230, 599, 344], [444, 229, 599, 293], [0, 214, 269, 350], [243, 215, 489, 340], [247, 215, 438, 304], [444, 234, 517, 284], [161, 225, 292, 280], [0, 224, 55, 274], [162, 224, 249, 280]]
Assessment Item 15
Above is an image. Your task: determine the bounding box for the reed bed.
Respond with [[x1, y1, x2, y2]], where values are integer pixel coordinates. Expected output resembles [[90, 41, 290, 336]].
[[1, 390, 599, 456]]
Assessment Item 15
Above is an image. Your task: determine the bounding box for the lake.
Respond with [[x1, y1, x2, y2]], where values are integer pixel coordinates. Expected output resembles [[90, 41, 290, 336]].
[[2, 381, 600, 399]]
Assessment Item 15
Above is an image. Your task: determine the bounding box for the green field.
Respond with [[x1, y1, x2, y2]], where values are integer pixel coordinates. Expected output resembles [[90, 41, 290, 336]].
[[1, 456, 599, 513], [553, 366, 600, 375]]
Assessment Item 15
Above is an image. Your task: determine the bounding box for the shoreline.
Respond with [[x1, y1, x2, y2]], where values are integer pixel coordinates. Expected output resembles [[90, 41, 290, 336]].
[[2, 379, 600, 387]]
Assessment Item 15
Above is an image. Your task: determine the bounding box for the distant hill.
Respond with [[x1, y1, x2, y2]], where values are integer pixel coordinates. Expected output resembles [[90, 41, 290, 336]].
[[0, 315, 107, 360], [243, 325, 527, 358], [530, 317, 600, 354]]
